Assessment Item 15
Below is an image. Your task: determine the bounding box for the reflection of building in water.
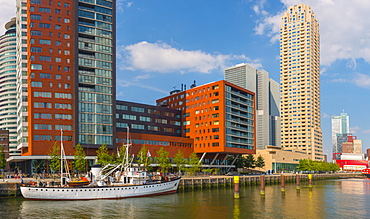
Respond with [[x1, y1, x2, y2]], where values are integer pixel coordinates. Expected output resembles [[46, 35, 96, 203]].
[[339, 179, 370, 195]]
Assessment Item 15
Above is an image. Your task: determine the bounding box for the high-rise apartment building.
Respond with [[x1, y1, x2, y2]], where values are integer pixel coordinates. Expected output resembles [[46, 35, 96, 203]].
[[332, 112, 349, 155], [0, 18, 19, 157], [12, 0, 115, 169], [156, 80, 256, 165], [280, 4, 323, 160], [225, 63, 280, 150]]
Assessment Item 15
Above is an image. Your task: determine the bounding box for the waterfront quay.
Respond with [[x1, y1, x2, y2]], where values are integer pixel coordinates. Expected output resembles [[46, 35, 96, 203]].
[[0, 173, 361, 198], [178, 173, 361, 190]]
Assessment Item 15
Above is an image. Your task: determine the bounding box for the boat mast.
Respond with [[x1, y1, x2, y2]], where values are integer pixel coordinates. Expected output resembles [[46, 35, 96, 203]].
[[60, 129, 71, 185], [125, 126, 130, 169]]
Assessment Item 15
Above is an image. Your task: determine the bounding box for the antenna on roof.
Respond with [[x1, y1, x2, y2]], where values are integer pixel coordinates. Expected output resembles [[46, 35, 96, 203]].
[[190, 80, 196, 88]]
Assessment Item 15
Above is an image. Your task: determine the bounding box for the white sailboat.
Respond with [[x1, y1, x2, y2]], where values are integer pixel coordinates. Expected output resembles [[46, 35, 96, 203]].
[[20, 129, 181, 200]]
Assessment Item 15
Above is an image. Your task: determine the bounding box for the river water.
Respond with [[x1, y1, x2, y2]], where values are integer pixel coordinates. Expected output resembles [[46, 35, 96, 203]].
[[1, 178, 370, 218]]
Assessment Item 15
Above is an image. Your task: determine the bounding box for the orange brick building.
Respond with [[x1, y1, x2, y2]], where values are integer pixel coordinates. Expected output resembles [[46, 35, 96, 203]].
[[157, 80, 256, 165], [10, 0, 116, 173]]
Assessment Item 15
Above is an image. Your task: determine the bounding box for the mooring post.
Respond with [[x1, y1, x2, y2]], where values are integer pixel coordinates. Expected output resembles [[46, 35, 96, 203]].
[[281, 175, 285, 193], [234, 176, 240, 199], [260, 175, 265, 196], [296, 174, 301, 190], [308, 174, 313, 188]]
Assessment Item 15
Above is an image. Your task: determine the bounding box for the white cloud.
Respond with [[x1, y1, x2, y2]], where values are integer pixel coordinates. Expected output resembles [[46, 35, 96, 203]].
[[352, 73, 370, 89], [126, 1, 133, 7], [118, 41, 262, 73], [330, 73, 370, 89], [0, 1, 16, 34], [321, 112, 330, 119], [116, 0, 133, 13], [132, 74, 153, 81], [253, 0, 370, 66], [330, 78, 347, 83], [350, 126, 361, 134], [117, 79, 168, 94]]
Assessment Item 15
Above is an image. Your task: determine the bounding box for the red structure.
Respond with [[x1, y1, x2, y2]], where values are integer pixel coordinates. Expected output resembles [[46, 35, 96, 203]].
[[335, 160, 368, 171]]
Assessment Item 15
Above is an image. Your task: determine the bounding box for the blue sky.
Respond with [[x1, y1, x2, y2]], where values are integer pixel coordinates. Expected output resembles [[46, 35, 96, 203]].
[[1, 0, 369, 157]]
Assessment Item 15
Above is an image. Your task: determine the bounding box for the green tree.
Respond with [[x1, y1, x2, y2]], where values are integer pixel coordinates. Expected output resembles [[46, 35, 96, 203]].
[[255, 155, 265, 170], [187, 152, 201, 175], [298, 159, 341, 172], [137, 145, 148, 167], [115, 143, 128, 165], [73, 143, 86, 174], [0, 145, 6, 171], [156, 147, 171, 174], [48, 142, 60, 173], [244, 154, 255, 169], [235, 155, 246, 169], [329, 162, 340, 172], [137, 145, 152, 171], [96, 143, 113, 166], [298, 159, 312, 171], [173, 150, 187, 173]]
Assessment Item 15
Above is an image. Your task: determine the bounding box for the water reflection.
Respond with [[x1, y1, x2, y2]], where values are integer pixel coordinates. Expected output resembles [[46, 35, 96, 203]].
[[3, 179, 370, 218]]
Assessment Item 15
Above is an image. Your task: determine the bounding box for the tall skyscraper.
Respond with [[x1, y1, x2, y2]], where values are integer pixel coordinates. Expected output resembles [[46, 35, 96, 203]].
[[225, 63, 280, 150], [0, 18, 19, 157], [332, 112, 350, 155], [12, 0, 115, 168], [280, 4, 323, 160]]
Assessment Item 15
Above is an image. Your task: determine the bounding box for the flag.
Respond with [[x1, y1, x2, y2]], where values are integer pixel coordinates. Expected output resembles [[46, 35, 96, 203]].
[[147, 150, 151, 157]]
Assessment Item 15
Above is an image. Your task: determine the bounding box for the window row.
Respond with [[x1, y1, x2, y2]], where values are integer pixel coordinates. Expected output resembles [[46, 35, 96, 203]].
[[34, 124, 72, 131], [34, 102, 72, 109]]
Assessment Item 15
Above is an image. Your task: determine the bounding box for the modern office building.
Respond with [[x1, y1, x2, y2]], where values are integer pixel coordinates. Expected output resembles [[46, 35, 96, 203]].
[[156, 80, 256, 166], [115, 100, 193, 158], [256, 146, 311, 173], [332, 112, 350, 155], [0, 18, 19, 158], [280, 4, 323, 160], [10, 0, 116, 169], [225, 63, 280, 149]]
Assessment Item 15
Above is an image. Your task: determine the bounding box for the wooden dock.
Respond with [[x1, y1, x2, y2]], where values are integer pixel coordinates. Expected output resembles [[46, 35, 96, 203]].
[[0, 173, 363, 197]]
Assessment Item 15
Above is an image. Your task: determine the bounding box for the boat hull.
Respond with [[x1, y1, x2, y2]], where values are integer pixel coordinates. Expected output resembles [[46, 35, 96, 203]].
[[20, 178, 181, 200]]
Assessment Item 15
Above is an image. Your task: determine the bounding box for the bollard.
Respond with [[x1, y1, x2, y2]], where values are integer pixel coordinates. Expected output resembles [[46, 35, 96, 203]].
[[281, 175, 285, 192], [234, 176, 240, 199], [296, 174, 301, 190], [260, 175, 265, 195], [308, 174, 313, 188]]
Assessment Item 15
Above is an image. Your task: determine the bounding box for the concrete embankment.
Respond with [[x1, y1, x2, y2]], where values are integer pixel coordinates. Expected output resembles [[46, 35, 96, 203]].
[[0, 173, 362, 198]]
